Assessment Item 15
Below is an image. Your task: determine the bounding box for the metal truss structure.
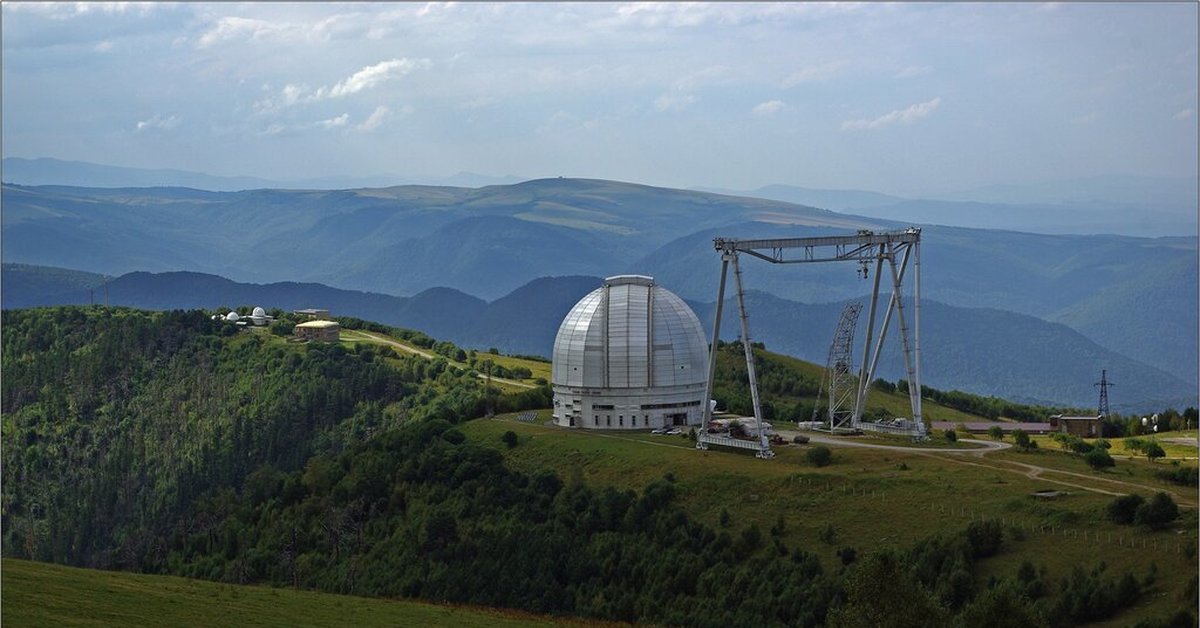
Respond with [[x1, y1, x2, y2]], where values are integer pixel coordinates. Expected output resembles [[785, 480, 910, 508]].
[[699, 228, 926, 456], [823, 302, 863, 431]]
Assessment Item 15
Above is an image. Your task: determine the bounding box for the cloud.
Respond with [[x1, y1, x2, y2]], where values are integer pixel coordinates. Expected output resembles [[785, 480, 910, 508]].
[[356, 105, 391, 131], [1175, 108, 1194, 120], [895, 65, 932, 79], [841, 97, 941, 131], [654, 93, 696, 112], [781, 60, 848, 87], [1071, 111, 1099, 125], [135, 114, 180, 132], [317, 114, 349, 129], [319, 58, 428, 99], [197, 16, 286, 48], [752, 100, 785, 116]]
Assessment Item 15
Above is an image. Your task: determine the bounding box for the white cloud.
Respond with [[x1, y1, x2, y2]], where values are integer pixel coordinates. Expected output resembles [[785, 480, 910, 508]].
[[895, 65, 932, 79], [135, 114, 180, 132], [752, 100, 785, 116], [1175, 108, 1194, 120], [94, 40, 115, 53], [356, 105, 391, 132], [1071, 111, 1100, 125], [197, 16, 285, 48], [781, 60, 848, 87], [282, 83, 310, 106], [317, 114, 349, 129], [319, 58, 429, 99], [654, 93, 696, 112], [841, 97, 941, 131]]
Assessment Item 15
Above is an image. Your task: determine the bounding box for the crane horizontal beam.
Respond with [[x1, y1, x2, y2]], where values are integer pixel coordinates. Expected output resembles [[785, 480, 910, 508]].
[[713, 229, 920, 264]]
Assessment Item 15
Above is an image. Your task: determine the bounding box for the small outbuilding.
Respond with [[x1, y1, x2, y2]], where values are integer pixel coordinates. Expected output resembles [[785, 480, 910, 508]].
[[294, 320, 340, 342], [1049, 414, 1102, 438]]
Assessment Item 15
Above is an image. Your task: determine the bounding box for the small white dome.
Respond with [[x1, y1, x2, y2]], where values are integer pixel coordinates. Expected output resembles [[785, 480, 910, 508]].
[[252, 306, 267, 318], [225, 311, 240, 321]]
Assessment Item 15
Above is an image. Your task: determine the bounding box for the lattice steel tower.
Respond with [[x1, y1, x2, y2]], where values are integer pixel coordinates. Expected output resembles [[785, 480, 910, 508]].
[[823, 302, 862, 431], [1094, 369, 1113, 419]]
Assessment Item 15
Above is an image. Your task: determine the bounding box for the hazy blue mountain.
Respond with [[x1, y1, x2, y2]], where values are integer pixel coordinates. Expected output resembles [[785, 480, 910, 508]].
[[719, 182, 1196, 237], [694, 184, 909, 211], [1, 157, 529, 191], [4, 265, 1191, 412], [2, 179, 1194, 382], [2, 157, 281, 191], [690, 291, 1194, 412], [939, 174, 1199, 212]]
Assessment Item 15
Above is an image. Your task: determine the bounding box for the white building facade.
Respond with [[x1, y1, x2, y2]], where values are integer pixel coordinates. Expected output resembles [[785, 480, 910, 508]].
[[551, 275, 709, 430]]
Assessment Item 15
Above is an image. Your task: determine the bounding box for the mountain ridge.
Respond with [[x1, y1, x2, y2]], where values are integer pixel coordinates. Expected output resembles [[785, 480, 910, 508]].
[[4, 264, 1191, 412]]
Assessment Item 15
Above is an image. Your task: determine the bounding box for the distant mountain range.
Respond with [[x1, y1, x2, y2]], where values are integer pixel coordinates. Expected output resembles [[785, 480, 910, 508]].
[[1, 157, 523, 191], [1, 174, 1195, 404], [4, 264, 1193, 412], [698, 177, 1198, 238]]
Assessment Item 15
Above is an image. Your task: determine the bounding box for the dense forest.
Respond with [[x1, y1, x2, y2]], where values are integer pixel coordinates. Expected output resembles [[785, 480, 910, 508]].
[[2, 307, 1192, 627]]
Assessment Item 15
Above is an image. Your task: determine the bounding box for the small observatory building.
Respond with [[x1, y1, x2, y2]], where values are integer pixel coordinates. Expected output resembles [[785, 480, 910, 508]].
[[551, 275, 709, 430]]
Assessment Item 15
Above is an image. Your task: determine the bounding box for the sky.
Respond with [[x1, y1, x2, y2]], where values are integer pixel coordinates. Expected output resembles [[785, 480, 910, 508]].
[[2, 2, 1197, 197]]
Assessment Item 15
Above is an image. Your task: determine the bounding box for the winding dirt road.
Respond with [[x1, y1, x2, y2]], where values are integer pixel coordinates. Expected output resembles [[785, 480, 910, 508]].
[[781, 429, 1197, 507]]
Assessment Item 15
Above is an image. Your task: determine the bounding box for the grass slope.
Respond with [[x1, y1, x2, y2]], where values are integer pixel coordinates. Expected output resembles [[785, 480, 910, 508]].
[[464, 412, 1198, 625], [0, 559, 608, 628]]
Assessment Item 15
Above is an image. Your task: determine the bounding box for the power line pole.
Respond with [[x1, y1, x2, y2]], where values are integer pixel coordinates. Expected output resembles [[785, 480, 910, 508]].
[[1094, 369, 1113, 418]]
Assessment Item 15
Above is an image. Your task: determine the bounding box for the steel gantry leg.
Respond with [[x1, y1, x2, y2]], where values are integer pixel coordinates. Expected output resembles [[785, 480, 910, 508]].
[[730, 253, 768, 456], [853, 246, 886, 425], [699, 254, 731, 450]]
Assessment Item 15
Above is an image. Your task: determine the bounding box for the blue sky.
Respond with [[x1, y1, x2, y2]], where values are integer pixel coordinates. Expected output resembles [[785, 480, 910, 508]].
[[2, 2, 1196, 196]]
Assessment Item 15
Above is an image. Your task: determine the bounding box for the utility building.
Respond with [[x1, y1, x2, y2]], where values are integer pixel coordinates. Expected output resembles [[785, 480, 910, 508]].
[[294, 320, 340, 342], [551, 275, 709, 430]]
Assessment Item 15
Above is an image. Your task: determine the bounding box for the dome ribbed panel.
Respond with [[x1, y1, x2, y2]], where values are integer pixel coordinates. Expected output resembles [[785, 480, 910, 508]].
[[552, 289, 603, 387], [552, 278, 708, 391]]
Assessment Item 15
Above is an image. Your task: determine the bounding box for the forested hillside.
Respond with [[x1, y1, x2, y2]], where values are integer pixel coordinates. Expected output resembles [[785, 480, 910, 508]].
[[4, 306, 1193, 627], [1, 307, 542, 569]]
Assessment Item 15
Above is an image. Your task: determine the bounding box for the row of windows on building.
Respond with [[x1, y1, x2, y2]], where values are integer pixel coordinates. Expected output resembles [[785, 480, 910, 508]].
[[595, 414, 648, 427]]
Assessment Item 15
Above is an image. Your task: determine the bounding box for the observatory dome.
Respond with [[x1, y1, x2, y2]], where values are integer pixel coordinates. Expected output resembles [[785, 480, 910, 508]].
[[225, 311, 240, 322], [551, 275, 709, 430], [252, 306, 266, 318]]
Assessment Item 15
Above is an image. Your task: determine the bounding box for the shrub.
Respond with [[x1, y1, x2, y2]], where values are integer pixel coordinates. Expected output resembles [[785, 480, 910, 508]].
[[965, 519, 1003, 558], [792, 434, 810, 444], [988, 425, 1004, 440], [1085, 448, 1115, 470], [1145, 442, 1165, 463], [501, 430, 518, 449], [944, 429, 957, 442], [806, 445, 832, 467], [1133, 492, 1179, 530], [1107, 494, 1145, 524], [1012, 429, 1031, 450], [1154, 466, 1198, 486]]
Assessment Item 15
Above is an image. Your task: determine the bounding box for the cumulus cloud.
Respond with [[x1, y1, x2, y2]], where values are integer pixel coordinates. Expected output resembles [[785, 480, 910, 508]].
[[895, 65, 932, 79], [1175, 108, 1194, 120], [135, 114, 180, 132], [1071, 111, 1100, 125], [317, 114, 349, 129], [197, 16, 286, 48], [841, 97, 941, 131], [752, 100, 785, 116], [319, 58, 428, 99], [356, 105, 391, 131]]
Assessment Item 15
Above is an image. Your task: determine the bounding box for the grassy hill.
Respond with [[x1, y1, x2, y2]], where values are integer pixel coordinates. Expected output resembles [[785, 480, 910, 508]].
[[3, 306, 1195, 627], [0, 559, 604, 628]]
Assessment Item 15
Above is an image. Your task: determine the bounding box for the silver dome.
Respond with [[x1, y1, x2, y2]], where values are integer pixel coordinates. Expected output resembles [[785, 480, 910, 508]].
[[551, 275, 709, 430]]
